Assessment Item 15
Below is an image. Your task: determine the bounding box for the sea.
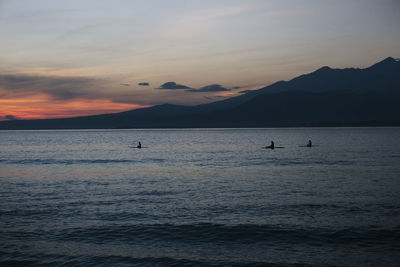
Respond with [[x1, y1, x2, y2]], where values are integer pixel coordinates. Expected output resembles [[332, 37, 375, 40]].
[[0, 127, 399, 266]]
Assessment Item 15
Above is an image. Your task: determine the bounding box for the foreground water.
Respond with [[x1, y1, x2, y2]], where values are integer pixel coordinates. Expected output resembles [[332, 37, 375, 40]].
[[0, 128, 399, 266]]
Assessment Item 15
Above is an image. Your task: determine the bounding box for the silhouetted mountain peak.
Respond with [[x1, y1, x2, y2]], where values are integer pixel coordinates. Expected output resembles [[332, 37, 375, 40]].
[[315, 66, 332, 72], [381, 56, 397, 63], [288, 65, 333, 84], [1, 57, 400, 130], [144, 103, 188, 112], [156, 103, 181, 108], [368, 57, 399, 70]]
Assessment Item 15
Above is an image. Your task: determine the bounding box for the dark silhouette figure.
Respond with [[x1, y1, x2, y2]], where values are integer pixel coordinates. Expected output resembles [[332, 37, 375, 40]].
[[266, 141, 275, 149], [137, 142, 142, 149], [307, 140, 312, 147]]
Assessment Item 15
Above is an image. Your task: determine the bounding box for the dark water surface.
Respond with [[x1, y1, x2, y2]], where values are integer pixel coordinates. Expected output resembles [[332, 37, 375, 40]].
[[1, 128, 399, 266]]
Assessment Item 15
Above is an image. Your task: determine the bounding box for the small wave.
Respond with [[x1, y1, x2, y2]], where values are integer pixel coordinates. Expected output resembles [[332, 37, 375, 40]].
[[145, 158, 166, 163], [1, 209, 48, 217], [279, 159, 354, 166], [136, 190, 178, 196], [285, 203, 343, 210], [0, 260, 37, 266], [1, 159, 135, 165], [69, 255, 210, 266], [59, 223, 400, 247], [0, 254, 315, 267], [97, 212, 149, 222]]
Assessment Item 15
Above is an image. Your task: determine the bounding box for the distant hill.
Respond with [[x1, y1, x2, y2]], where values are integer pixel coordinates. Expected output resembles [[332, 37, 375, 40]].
[[195, 90, 400, 127], [1, 57, 399, 129], [258, 57, 400, 94]]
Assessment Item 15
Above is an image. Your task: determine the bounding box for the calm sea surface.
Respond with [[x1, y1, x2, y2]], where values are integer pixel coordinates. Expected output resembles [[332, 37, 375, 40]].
[[1, 128, 399, 266]]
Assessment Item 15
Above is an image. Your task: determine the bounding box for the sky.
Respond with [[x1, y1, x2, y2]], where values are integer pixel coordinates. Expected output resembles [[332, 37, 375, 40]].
[[1, 0, 399, 120]]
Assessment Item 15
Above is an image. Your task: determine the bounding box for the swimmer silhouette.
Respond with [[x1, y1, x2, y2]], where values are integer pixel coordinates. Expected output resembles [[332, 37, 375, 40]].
[[307, 140, 312, 147], [266, 141, 275, 149]]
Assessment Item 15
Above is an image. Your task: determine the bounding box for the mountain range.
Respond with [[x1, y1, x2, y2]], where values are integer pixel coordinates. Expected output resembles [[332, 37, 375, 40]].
[[1, 57, 399, 129]]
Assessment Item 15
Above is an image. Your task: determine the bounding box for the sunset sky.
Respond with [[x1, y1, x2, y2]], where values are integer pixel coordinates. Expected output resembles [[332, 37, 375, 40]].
[[1, 0, 399, 120]]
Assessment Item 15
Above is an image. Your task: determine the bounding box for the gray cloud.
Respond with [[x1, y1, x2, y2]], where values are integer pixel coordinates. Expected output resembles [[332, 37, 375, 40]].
[[138, 82, 149, 86], [232, 86, 241, 89], [0, 74, 104, 100], [0, 73, 247, 108], [239, 89, 254, 94], [204, 95, 225, 100], [120, 83, 130, 86], [4, 115, 18, 120], [158, 81, 191, 90], [187, 84, 231, 93]]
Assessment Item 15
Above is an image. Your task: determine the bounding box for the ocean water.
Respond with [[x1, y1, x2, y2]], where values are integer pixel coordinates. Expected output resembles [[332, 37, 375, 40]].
[[0, 128, 399, 266]]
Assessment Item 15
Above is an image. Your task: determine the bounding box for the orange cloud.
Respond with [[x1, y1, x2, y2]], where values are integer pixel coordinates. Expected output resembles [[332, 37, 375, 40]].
[[0, 93, 148, 121]]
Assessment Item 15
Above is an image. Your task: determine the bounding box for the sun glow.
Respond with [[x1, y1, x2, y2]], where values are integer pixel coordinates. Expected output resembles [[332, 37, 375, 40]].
[[0, 94, 148, 121]]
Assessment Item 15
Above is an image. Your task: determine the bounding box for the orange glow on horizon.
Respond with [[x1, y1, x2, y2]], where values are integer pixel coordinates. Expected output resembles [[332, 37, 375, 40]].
[[0, 94, 149, 121]]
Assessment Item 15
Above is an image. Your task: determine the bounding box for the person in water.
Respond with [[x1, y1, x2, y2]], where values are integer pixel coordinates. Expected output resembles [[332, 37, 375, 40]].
[[137, 141, 142, 148], [307, 140, 312, 147], [266, 141, 274, 149]]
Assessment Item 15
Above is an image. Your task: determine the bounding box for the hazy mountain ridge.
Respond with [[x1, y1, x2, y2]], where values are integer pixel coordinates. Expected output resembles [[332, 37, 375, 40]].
[[1, 57, 399, 129], [257, 57, 400, 94], [200, 90, 400, 127]]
